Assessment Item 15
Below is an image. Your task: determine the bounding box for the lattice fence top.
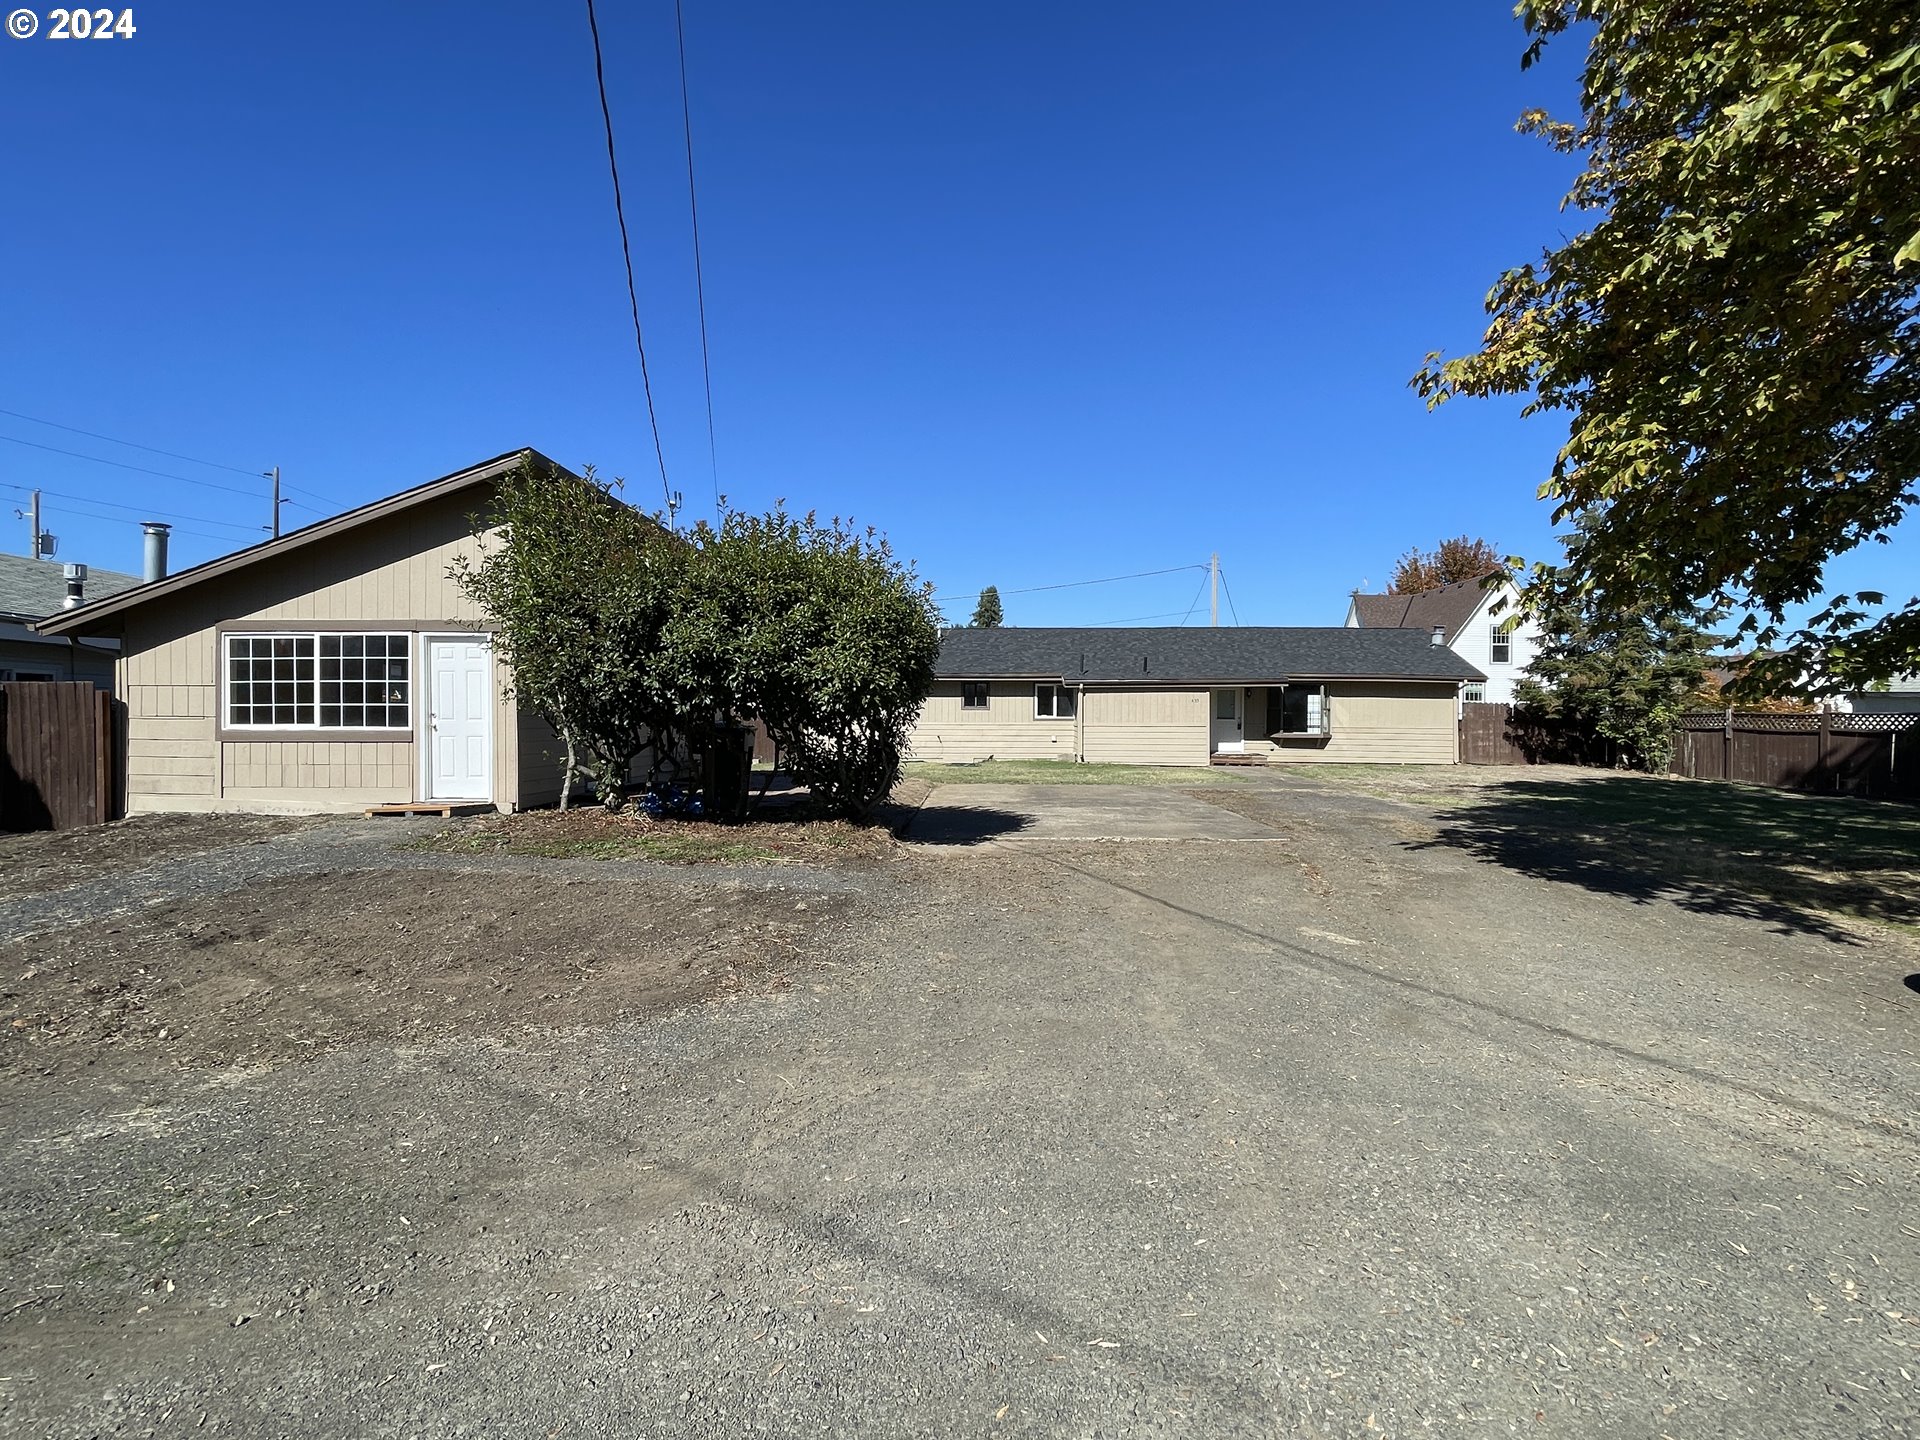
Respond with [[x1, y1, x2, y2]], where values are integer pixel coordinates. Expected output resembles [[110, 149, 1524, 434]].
[[1675, 710, 1917, 734]]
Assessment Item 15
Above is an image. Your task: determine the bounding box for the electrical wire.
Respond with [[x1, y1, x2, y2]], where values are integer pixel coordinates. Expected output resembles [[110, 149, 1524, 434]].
[[1219, 568, 1243, 626], [1, 481, 266, 535], [1085, 608, 1203, 626], [0, 433, 270, 500], [938, 563, 1207, 605], [0, 417, 348, 512], [673, 0, 720, 519], [0, 405, 263, 477], [585, 0, 674, 516], [36, 501, 239, 548], [1176, 572, 1211, 626]]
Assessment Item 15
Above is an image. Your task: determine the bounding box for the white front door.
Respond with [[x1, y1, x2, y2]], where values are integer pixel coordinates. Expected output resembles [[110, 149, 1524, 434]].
[[1210, 688, 1244, 754], [426, 637, 492, 801]]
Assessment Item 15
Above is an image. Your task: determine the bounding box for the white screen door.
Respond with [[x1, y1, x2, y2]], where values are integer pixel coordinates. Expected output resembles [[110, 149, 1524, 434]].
[[427, 637, 492, 801], [1210, 688, 1244, 754]]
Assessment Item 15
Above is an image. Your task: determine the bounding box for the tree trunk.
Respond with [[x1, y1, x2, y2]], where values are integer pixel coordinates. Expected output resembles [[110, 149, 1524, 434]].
[[559, 726, 577, 811]]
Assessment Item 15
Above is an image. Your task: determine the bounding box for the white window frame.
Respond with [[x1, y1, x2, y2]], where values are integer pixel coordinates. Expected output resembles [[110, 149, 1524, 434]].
[[224, 630, 415, 732], [1034, 683, 1076, 720], [1489, 623, 1514, 665], [1462, 682, 1487, 704]]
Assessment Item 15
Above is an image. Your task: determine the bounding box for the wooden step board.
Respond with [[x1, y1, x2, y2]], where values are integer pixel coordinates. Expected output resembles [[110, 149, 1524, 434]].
[[363, 801, 494, 819], [1208, 754, 1269, 767]]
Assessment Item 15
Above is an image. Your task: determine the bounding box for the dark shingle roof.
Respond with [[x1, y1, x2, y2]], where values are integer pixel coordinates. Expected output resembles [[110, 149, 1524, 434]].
[[936, 627, 1484, 683], [1347, 577, 1493, 641], [0, 553, 141, 621]]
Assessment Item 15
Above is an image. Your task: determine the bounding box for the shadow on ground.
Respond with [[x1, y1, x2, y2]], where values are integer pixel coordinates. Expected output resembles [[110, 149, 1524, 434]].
[[1409, 776, 1920, 943], [903, 806, 1036, 846]]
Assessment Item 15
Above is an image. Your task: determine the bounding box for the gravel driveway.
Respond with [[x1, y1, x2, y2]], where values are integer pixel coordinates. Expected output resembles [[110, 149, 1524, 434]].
[[2, 785, 1915, 1438]]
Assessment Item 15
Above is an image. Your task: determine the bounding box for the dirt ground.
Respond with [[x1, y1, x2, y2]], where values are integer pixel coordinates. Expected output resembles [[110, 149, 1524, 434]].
[[0, 813, 321, 900], [1, 781, 1915, 1438]]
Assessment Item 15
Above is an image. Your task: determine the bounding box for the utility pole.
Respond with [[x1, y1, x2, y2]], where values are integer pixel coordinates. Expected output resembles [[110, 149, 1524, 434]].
[[13, 489, 50, 559], [269, 466, 281, 538], [1210, 552, 1219, 627]]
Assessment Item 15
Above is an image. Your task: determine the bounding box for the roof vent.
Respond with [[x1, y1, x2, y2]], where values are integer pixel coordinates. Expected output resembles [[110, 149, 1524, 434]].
[[62, 562, 88, 610], [1430, 625, 1446, 646], [142, 521, 171, 583]]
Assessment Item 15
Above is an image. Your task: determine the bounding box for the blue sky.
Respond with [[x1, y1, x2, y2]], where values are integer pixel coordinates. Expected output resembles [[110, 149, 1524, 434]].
[[3, 2, 1908, 626]]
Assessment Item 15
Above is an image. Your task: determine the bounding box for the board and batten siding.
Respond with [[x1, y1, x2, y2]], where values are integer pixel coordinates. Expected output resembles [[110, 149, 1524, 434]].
[[1080, 687, 1209, 766], [1247, 681, 1458, 764], [114, 491, 530, 814], [907, 681, 1077, 761]]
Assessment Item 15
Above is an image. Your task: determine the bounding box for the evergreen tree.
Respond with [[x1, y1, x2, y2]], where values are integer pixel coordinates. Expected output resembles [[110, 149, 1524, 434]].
[[969, 585, 1004, 628]]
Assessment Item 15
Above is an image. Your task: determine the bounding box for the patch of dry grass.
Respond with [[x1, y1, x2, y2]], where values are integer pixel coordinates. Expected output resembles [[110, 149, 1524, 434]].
[[415, 806, 897, 866]]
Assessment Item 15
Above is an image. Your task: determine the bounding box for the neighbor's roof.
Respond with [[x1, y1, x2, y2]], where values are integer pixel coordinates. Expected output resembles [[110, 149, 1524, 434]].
[[1347, 576, 1499, 641], [0, 552, 141, 621], [37, 448, 566, 637], [936, 626, 1485, 684]]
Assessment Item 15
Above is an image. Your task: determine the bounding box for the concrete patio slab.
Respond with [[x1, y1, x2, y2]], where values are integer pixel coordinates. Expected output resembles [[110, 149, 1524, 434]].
[[906, 782, 1280, 844]]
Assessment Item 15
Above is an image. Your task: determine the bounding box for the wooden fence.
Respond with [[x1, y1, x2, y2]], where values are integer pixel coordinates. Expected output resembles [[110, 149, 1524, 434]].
[[1670, 710, 1917, 801], [1459, 702, 1610, 767], [0, 681, 122, 831]]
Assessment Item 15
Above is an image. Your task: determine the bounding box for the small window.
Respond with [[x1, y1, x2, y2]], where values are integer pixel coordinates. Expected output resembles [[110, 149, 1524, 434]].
[[1490, 623, 1515, 665], [1462, 682, 1487, 704], [1034, 683, 1076, 719], [1214, 689, 1238, 720], [961, 682, 989, 710], [5, 671, 55, 682]]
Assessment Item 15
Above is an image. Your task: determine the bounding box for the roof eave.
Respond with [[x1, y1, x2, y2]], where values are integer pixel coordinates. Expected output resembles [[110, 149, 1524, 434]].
[[35, 447, 561, 637]]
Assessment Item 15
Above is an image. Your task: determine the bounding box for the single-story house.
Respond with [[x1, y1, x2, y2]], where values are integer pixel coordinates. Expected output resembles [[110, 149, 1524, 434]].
[[36, 449, 579, 815], [909, 626, 1484, 767], [1346, 575, 1537, 707], [1838, 674, 1920, 715], [0, 552, 140, 686]]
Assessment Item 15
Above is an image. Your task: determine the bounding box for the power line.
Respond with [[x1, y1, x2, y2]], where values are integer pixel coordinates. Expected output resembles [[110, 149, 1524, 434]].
[[0, 410, 349, 512], [585, 0, 674, 516], [1, 481, 266, 535], [1219, 568, 1243, 626], [0, 405, 262, 477], [36, 501, 239, 548], [1177, 572, 1211, 625], [673, 0, 720, 520], [0, 433, 268, 500], [1086, 608, 1205, 626], [938, 563, 1208, 606]]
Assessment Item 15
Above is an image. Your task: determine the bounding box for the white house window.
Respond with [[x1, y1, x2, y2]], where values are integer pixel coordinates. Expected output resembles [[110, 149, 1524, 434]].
[[1215, 689, 1239, 720], [1034, 683, 1075, 719], [961, 682, 989, 709], [1490, 623, 1515, 665], [226, 633, 411, 729], [1462, 682, 1487, 704], [1276, 684, 1328, 735]]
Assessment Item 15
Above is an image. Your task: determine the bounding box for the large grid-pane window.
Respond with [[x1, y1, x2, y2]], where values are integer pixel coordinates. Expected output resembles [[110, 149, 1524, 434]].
[[225, 633, 410, 730]]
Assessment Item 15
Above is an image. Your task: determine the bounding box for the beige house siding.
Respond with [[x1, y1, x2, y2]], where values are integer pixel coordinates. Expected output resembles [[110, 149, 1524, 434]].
[[112, 492, 529, 815], [1248, 681, 1458, 764], [907, 681, 1077, 761], [1081, 687, 1209, 766]]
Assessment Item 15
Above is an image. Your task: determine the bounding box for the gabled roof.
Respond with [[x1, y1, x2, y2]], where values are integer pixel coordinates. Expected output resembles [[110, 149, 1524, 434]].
[[37, 448, 564, 636], [0, 553, 141, 621], [1347, 575, 1501, 641], [936, 626, 1484, 684]]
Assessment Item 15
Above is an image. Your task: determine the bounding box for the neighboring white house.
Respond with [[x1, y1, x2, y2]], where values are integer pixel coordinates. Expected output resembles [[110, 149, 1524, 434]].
[[1344, 575, 1540, 707], [1837, 674, 1920, 715]]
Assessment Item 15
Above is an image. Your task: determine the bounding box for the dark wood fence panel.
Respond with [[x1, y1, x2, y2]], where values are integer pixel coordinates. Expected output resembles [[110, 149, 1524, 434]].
[[0, 681, 121, 831], [1670, 711, 1917, 801], [1459, 703, 1610, 767]]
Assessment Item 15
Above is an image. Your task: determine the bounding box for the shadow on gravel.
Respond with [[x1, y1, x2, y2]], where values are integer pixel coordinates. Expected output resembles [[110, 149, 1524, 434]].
[[1408, 777, 1920, 943], [903, 805, 1035, 846]]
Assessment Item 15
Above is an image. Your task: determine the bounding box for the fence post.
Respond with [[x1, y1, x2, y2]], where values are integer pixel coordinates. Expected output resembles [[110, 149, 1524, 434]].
[[1723, 705, 1733, 782], [1818, 709, 1832, 792]]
